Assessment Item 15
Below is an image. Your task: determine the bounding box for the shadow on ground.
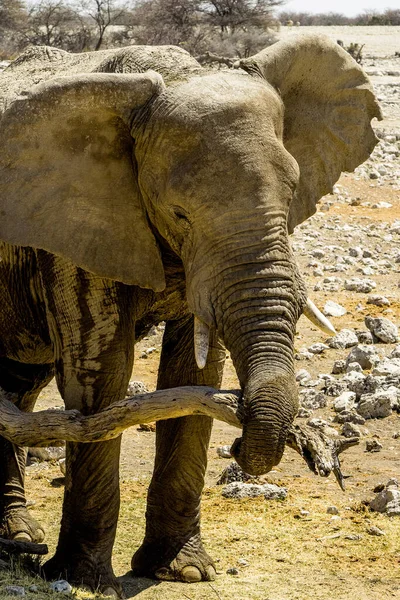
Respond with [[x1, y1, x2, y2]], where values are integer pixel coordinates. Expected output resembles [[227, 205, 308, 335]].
[[119, 572, 160, 598]]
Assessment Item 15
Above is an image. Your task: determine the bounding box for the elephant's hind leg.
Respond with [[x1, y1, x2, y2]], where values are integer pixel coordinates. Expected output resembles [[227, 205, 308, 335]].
[[131, 315, 225, 582], [0, 358, 54, 543]]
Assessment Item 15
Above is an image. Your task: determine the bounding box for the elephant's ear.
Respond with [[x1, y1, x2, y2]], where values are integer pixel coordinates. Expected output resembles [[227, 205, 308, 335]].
[[238, 34, 382, 232], [0, 71, 166, 290]]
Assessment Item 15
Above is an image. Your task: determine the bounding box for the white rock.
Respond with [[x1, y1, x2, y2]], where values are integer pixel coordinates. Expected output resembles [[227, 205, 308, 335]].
[[333, 391, 356, 413], [49, 581, 73, 593], [344, 278, 376, 293], [295, 369, 311, 382], [217, 445, 232, 458], [328, 329, 358, 349], [345, 345, 380, 370], [365, 316, 399, 344], [372, 358, 400, 377], [367, 295, 390, 307], [323, 300, 347, 317], [308, 343, 329, 354], [222, 482, 287, 500], [370, 488, 400, 516], [357, 391, 393, 419]]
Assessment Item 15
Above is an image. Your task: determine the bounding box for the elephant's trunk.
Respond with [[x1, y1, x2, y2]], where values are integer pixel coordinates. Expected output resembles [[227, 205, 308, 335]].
[[208, 230, 304, 475]]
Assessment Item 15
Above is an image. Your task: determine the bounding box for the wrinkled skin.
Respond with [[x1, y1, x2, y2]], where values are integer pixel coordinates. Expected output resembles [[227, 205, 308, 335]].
[[0, 37, 380, 595]]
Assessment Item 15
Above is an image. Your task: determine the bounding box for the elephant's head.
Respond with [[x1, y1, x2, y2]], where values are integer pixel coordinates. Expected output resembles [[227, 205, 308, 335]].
[[0, 35, 381, 475]]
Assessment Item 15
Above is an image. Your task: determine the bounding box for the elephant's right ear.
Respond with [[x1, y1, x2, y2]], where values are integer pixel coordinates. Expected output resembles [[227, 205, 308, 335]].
[[0, 71, 166, 290], [238, 34, 382, 233]]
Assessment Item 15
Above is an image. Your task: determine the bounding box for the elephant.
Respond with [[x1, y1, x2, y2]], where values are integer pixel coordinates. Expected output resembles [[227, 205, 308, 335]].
[[0, 34, 380, 596]]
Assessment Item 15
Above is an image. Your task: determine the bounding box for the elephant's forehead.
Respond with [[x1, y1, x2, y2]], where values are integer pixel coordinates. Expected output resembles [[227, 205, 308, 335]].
[[153, 72, 282, 129]]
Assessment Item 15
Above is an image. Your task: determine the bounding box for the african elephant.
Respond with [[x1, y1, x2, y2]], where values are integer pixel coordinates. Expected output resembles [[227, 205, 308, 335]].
[[0, 35, 380, 596]]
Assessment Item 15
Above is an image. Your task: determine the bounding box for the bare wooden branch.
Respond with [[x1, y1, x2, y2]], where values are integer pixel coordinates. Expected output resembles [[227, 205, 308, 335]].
[[0, 537, 48, 555], [0, 386, 358, 487]]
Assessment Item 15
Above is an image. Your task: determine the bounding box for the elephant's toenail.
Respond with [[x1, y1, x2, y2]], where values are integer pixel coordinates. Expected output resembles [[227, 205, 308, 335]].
[[205, 565, 216, 581], [181, 566, 202, 583]]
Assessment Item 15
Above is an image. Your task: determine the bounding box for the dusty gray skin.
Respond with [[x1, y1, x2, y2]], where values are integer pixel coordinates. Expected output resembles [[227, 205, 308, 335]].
[[0, 36, 380, 596]]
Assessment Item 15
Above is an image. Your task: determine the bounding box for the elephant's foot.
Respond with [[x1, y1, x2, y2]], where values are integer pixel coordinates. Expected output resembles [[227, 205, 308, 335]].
[[42, 552, 122, 598], [0, 507, 45, 543], [131, 533, 216, 582]]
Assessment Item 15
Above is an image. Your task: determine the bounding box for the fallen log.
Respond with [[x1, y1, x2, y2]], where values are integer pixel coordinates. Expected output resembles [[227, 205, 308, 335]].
[[0, 387, 358, 489]]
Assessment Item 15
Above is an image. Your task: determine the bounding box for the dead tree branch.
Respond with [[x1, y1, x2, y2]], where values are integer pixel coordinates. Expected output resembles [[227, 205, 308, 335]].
[[0, 387, 358, 488]]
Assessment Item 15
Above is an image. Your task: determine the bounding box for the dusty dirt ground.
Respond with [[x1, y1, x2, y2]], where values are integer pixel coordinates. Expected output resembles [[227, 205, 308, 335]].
[[3, 26, 400, 600]]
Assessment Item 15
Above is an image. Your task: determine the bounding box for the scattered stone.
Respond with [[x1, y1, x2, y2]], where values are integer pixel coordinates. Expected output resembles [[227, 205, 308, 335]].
[[4, 586, 25, 596], [365, 316, 399, 344], [217, 445, 232, 459], [357, 391, 393, 419], [222, 482, 287, 500], [343, 371, 367, 397], [327, 506, 339, 515], [334, 409, 366, 425], [49, 580, 72, 593], [344, 534, 363, 540], [370, 487, 400, 516], [333, 391, 356, 413], [217, 462, 255, 485], [237, 558, 249, 567], [372, 358, 400, 376], [341, 422, 362, 438], [393, 432, 400, 439], [345, 345, 379, 370], [325, 380, 349, 397], [389, 345, 400, 360], [323, 300, 347, 317], [299, 389, 327, 409], [226, 567, 239, 576], [355, 330, 374, 344], [297, 407, 313, 418], [366, 526, 385, 536], [346, 362, 363, 373], [28, 585, 39, 593], [332, 359, 346, 374], [344, 278, 376, 293], [126, 381, 148, 396], [296, 369, 311, 382], [308, 342, 329, 354], [367, 294, 391, 307], [327, 329, 358, 349], [27, 446, 65, 462], [365, 440, 383, 452]]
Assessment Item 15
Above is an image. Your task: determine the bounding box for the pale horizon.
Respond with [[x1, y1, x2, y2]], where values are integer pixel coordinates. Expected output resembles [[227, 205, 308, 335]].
[[279, 0, 400, 17]]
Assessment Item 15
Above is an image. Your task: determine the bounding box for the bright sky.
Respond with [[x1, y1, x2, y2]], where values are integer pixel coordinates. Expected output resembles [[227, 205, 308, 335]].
[[280, 0, 400, 17]]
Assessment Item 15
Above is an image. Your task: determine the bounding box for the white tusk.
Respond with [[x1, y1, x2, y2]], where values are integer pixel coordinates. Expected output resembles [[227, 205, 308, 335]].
[[194, 317, 210, 370], [303, 298, 337, 336]]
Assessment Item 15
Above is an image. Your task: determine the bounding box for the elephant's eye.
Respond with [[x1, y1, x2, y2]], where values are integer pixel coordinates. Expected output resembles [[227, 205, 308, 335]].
[[172, 207, 190, 225]]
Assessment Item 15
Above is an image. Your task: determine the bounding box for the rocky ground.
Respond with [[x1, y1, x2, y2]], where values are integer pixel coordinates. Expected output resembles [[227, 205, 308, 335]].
[[1, 26, 400, 600]]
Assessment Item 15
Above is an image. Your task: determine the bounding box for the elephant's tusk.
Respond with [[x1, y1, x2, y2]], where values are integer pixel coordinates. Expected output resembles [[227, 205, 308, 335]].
[[194, 317, 210, 369], [303, 298, 337, 336]]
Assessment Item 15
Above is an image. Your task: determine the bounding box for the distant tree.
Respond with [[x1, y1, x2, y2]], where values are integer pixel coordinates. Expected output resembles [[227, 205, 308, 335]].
[[79, 0, 128, 50], [200, 0, 284, 34], [24, 0, 88, 48], [131, 0, 201, 48], [0, 0, 26, 30]]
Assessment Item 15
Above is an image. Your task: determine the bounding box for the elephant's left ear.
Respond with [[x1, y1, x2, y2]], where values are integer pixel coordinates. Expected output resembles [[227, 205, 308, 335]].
[[0, 72, 166, 290], [238, 34, 382, 232]]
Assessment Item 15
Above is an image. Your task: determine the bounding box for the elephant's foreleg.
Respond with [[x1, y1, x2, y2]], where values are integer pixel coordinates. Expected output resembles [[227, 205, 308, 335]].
[[131, 315, 225, 582], [0, 358, 54, 542], [37, 253, 135, 597]]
